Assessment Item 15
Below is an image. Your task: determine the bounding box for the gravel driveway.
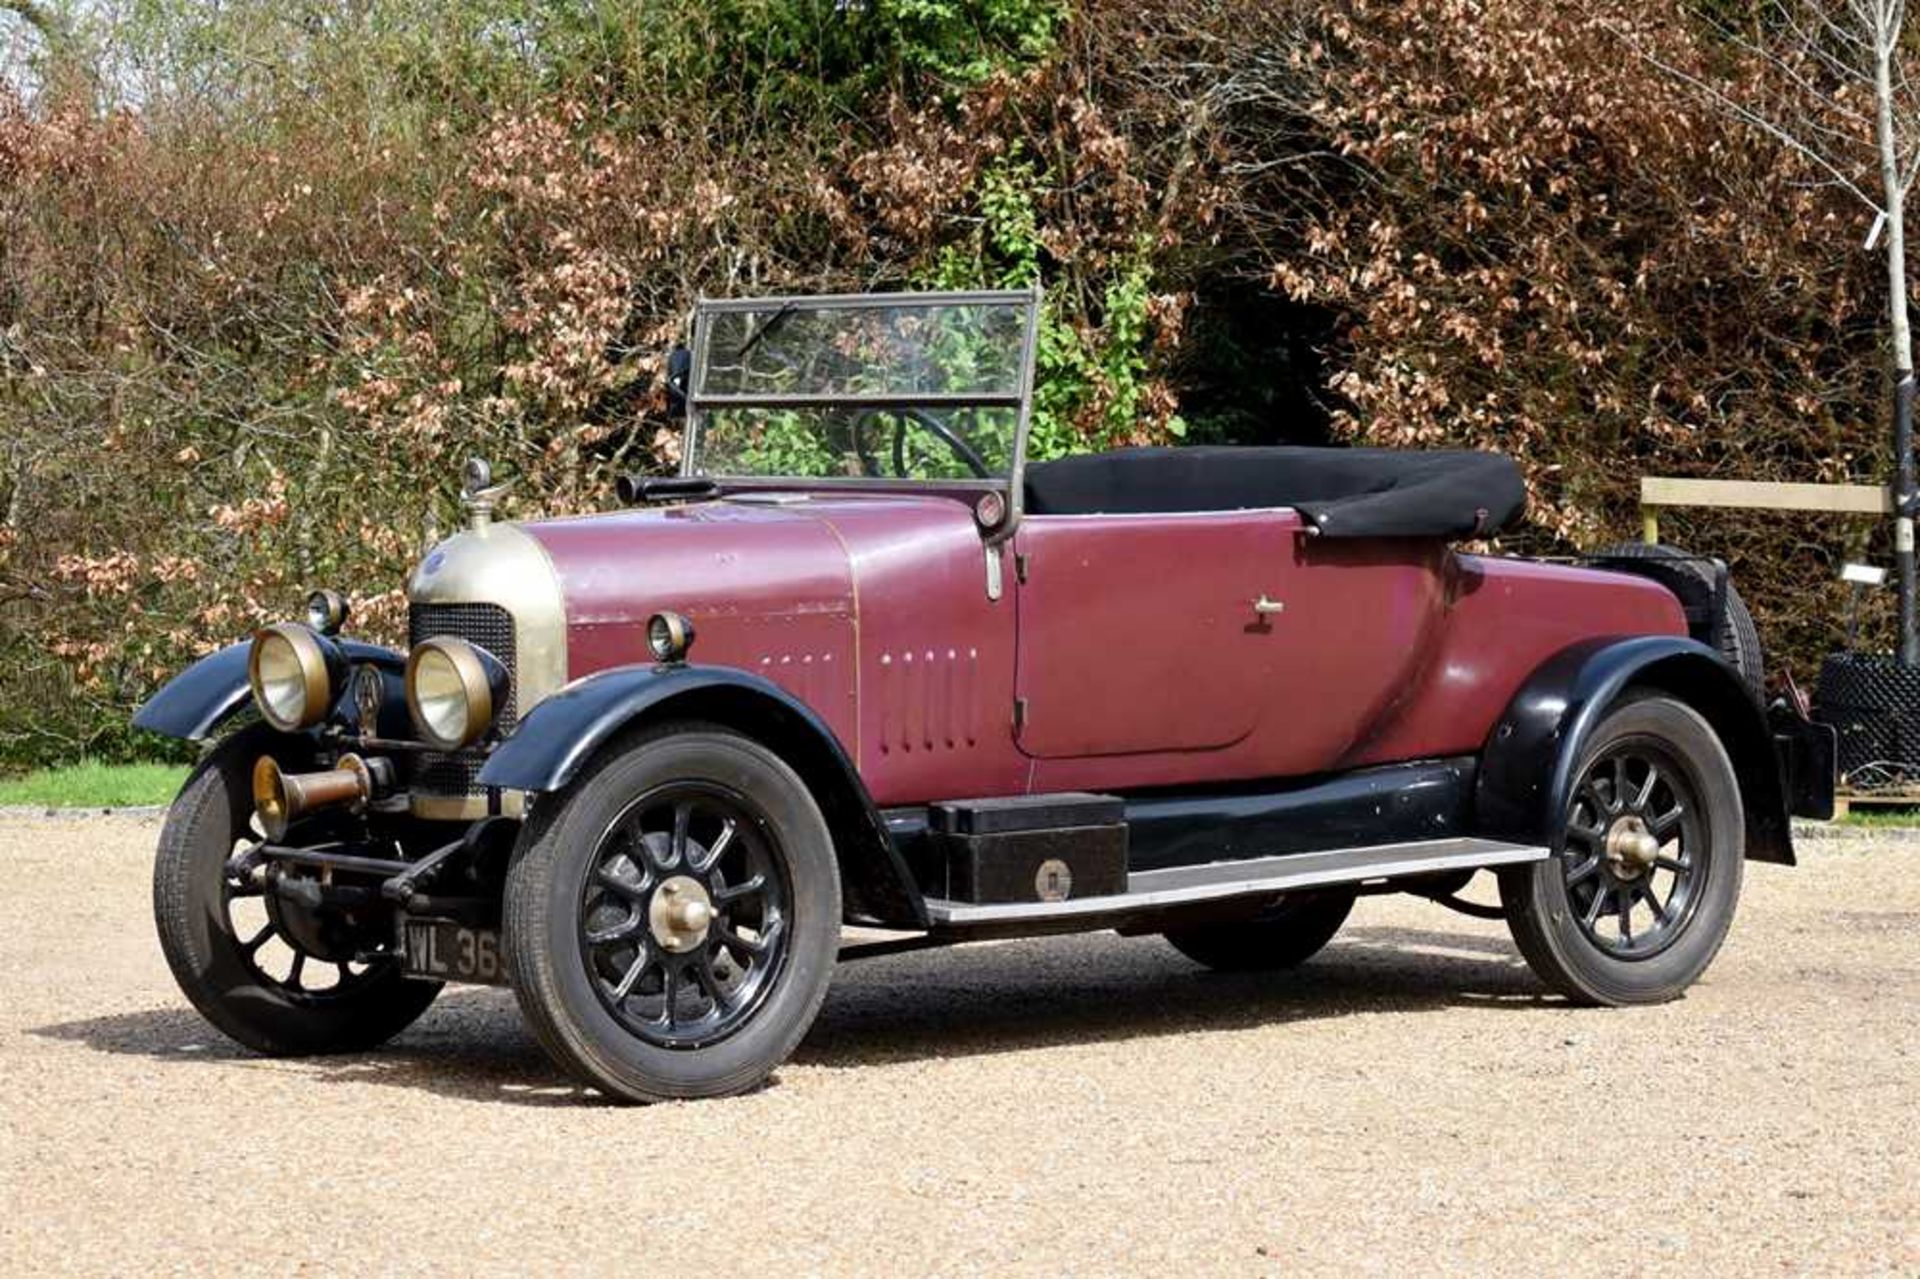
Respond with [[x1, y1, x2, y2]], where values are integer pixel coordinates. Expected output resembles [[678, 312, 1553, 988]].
[[2, 814, 1914, 1275]]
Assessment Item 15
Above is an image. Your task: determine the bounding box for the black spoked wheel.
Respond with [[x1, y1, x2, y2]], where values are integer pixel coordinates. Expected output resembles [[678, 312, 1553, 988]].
[[1500, 695, 1744, 1005], [1560, 742, 1703, 960], [153, 727, 441, 1055], [505, 724, 840, 1103], [579, 783, 793, 1049]]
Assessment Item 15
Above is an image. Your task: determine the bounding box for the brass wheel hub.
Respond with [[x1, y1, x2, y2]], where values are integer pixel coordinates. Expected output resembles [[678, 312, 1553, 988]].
[[649, 875, 715, 953], [1603, 815, 1660, 879]]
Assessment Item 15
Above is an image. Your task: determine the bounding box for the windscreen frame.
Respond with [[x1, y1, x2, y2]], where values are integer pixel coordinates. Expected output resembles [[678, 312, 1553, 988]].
[[680, 288, 1042, 540]]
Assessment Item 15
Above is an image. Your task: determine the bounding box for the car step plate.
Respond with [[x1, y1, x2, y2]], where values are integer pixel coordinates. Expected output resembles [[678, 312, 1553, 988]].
[[921, 836, 1547, 930], [402, 919, 507, 986]]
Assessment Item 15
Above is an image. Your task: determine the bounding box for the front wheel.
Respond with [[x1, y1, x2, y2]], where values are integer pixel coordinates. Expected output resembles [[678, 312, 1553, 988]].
[[153, 728, 442, 1054], [503, 725, 841, 1103], [1499, 695, 1744, 1005]]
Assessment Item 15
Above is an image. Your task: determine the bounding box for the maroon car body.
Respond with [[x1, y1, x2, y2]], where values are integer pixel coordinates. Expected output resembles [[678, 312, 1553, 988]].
[[135, 289, 1832, 1103], [524, 496, 1684, 802]]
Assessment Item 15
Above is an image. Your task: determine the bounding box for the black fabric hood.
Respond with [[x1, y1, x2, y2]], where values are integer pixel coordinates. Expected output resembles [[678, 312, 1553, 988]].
[[1023, 445, 1526, 540]]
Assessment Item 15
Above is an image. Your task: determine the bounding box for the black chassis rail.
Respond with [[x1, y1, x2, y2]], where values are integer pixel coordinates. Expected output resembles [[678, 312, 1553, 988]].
[[225, 818, 516, 953]]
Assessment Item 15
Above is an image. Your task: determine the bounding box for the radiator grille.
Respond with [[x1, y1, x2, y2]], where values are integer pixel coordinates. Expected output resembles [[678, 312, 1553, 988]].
[[408, 602, 517, 796]]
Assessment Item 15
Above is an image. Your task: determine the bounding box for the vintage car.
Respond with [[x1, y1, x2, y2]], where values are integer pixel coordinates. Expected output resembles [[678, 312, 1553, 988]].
[[135, 288, 1835, 1102]]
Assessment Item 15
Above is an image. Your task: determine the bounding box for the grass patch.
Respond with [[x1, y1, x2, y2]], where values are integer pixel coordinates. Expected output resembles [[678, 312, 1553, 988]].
[[1838, 806, 1920, 829], [0, 760, 189, 808]]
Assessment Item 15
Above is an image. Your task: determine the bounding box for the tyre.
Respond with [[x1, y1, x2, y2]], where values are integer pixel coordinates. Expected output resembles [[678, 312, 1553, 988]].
[[153, 727, 442, 1054], [1161, 890, 1356, 972], [1498, 694, 1743, 1005], [1593, 542, 1763, 698], [503, 724, 840, 1103]]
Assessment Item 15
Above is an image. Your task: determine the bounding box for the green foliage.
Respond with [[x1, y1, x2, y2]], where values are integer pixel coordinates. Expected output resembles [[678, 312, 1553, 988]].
[[1031, 258, 1185, 459], [99, 0, 1062, 135], [708, 410, 843, 478], [928, 157, 1181, 461], [975, 160, 1043, 285], [881, 0, 1063, 85]]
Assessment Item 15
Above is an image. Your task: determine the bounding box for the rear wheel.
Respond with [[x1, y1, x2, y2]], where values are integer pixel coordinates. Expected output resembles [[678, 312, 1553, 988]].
[[1499, 695, 1743, 1005], [1161, 890, 1356, 971], [503, 725, 840, 1103], [153, 728, 442, 1054]]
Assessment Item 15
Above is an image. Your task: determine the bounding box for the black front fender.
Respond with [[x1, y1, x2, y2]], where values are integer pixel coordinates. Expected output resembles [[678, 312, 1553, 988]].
[[1476, 636, 1798, 865], [132, 639, 407, 741], [481, 663, 926, 928], [477, 663, 802, 792]]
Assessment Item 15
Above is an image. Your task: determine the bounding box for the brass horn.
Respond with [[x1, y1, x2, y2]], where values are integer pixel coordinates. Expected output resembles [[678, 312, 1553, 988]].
[[251, 754, 387, 840]]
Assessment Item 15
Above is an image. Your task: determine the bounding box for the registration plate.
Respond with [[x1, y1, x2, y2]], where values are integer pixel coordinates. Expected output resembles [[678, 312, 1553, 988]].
[[403, 920, 506, 986]]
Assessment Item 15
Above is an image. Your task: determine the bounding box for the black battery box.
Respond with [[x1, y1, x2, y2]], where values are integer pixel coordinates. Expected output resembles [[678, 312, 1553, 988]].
[[925, 793, 1127, 905]]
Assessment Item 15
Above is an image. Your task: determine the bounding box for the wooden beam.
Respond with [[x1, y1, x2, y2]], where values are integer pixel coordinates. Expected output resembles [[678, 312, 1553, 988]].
[[1638, 477, 1891, 516]]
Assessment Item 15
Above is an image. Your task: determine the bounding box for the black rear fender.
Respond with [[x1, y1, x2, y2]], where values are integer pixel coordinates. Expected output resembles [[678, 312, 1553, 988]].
[[1475, 636, 1809, 865]]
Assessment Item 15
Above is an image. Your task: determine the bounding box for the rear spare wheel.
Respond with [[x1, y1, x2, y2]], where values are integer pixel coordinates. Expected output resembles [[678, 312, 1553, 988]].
[[1593, 542, 1763, 698]]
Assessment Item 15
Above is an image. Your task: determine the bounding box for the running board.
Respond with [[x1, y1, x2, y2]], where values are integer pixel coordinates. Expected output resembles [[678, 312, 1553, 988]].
[[921, 837, 1546, 931]]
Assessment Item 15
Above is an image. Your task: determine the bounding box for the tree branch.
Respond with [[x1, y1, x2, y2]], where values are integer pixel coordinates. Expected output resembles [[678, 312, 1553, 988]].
[[1616, 32, 1880, 213]]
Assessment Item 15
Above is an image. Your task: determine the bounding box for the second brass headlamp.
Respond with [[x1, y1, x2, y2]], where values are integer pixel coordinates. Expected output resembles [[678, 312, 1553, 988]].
[[405, 636, 510, 750]]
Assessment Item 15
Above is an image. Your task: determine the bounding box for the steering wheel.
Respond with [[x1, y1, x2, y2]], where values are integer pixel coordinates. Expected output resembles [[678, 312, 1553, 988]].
[[852, 409, 993, 479]]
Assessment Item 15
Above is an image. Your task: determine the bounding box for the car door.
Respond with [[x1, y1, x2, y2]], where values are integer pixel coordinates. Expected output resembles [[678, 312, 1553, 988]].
[[1011, 510, 1298, 759]]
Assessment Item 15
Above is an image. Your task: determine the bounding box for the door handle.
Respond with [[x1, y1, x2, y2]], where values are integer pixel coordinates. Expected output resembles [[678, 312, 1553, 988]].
[[1253, 595, 1285, 615]]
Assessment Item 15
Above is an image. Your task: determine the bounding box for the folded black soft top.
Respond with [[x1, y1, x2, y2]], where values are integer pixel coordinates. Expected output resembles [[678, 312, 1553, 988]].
[[1022, 445, 1526, 540]]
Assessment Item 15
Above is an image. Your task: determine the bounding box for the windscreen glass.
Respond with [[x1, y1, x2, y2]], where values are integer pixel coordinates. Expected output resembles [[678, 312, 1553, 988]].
[[688, 298, 1028, 481]]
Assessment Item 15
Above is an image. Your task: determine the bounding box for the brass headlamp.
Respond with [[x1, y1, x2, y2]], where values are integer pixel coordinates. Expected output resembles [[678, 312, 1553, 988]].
[[405, 636, 510, 750], [247, 623, 342, 732]]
